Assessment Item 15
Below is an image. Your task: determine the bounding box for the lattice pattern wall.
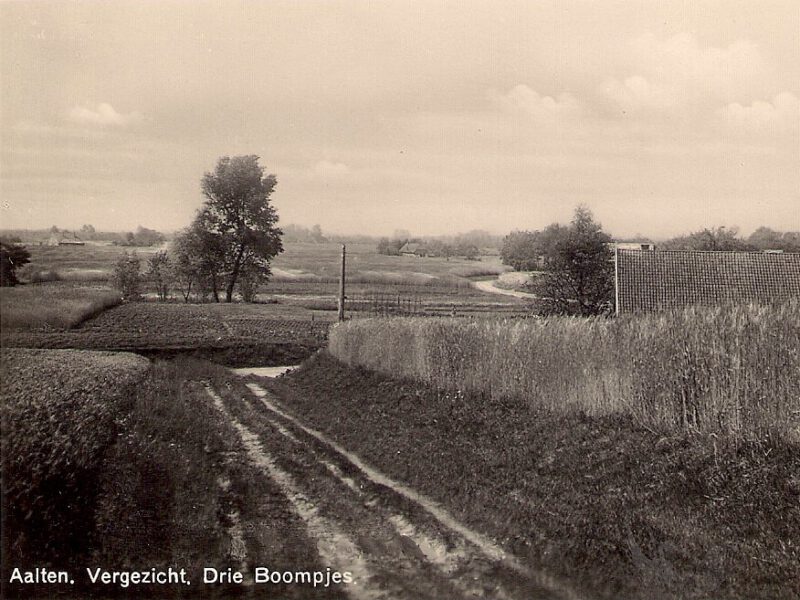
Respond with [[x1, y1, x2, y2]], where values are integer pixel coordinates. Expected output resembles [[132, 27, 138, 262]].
[[616, 250, 800, 314]]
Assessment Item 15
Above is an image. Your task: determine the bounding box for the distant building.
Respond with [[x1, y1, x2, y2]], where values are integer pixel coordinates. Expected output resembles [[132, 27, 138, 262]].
[[399, 242, 428, 257], [46, 231, 85, 246], [616, 249, 800, 314], [609, 241, 656, 252]]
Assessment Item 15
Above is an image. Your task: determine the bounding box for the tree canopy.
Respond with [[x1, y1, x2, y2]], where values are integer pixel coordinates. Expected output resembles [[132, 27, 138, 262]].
[[534, 206, 614, 316], [182, 155, 283, 302], [0, 239, 31, 287]]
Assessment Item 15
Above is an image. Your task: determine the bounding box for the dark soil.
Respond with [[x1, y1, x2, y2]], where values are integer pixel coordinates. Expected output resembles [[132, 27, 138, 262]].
[[261, 351, 800, 600]]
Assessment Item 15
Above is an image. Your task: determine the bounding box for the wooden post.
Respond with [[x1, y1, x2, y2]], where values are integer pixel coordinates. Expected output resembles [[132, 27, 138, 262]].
[[338, 244, 346, 321], [614, 244, 620, 316]]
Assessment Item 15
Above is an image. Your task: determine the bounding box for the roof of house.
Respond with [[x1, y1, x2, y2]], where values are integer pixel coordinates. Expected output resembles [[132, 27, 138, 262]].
[[617, 249, 800, 313], [400, 243, 425, 254]]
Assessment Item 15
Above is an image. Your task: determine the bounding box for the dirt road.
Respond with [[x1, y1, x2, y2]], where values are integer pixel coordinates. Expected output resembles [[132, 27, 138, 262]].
[[473, 279, 538, 300], [204, 378, 582, 600]]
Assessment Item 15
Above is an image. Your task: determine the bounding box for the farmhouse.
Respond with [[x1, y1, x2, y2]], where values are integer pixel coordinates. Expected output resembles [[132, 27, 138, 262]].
[[46, 231, 85, 246], [399, 242, 429, 257], [616, 249, 800, 314]]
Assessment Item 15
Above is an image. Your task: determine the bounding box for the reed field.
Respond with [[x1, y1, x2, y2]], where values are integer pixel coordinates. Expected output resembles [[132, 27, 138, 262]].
[[329, 301, 800, 442]]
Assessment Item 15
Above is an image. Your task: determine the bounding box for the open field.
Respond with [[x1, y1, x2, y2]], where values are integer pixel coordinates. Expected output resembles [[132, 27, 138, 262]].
[[262, 352, 800, 600], [2, 302, 331, 366], [0, 283, 122, 330], [19, 242, 169, 282], [329, 302, 800, 442]]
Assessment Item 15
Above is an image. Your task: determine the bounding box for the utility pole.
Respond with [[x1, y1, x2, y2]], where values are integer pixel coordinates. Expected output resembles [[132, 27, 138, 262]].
[[614, 244, 620, 316], [338, 244, 346, 321]]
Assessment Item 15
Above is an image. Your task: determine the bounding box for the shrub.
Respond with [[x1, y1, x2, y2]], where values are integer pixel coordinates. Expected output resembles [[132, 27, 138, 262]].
[[112, 251, 142, 301]]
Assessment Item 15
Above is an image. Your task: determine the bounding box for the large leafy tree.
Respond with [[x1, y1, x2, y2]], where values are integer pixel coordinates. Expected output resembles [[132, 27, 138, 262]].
[[535, 206, 614, 316], [193, 155, 283, 302], [0, 239, 31, 287]]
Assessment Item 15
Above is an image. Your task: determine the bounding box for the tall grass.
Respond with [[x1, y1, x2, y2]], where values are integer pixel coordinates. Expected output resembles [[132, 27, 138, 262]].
[[0, 284, 122, 330], [329, 302, 800, 441]]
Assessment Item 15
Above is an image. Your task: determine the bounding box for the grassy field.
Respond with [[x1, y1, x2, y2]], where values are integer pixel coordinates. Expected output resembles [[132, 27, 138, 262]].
[[329, 302, 800, 442], [0, 283, 122, 330], [268, 352, 800, 600]]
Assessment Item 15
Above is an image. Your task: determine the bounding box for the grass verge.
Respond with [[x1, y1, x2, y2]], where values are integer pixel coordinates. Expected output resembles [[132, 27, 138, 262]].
[[266, 351, 800, 600]]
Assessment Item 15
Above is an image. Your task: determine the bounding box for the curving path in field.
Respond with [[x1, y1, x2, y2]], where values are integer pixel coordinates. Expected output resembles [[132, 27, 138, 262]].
[[473, 279, 538, 300], [205, 377, 583, 600]]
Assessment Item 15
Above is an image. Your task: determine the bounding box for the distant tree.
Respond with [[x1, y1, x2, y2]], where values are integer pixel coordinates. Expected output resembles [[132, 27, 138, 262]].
[[458, 243, 480, 261], [310, 224, 327, 243], [747, 226, 800, 252], [376, 237, 404, 256], [79, 224, 96, 240], [193, 155, 283, 302], [535, 206, 614, 316], [501, 231, 541, 271], [662, 226, 752, 251], [112, 251, 142, 301], [0, 240, 31, 287], [147, 250, 171, 301], [49, 225, 60, 234]]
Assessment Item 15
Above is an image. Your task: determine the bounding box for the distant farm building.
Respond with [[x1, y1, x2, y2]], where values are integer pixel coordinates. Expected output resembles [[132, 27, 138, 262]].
[[46, 232, 85, 246], [399, 242, 429, 257], [616, 249, 800, 314]]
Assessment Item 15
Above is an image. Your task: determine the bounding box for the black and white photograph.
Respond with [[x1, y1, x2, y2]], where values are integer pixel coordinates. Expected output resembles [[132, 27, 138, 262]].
[[1, 1, 799, 599]]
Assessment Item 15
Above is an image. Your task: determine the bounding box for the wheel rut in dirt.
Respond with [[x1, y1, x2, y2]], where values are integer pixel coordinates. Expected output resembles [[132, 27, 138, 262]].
[[206, 380, 584, 600]]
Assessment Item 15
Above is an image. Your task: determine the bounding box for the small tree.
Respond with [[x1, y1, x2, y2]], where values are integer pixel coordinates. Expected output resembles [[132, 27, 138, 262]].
[[0, 240, 31, 287], [147, 250, 171, 301], [113, 251, 142, 301], [535, 206, 614, 316]]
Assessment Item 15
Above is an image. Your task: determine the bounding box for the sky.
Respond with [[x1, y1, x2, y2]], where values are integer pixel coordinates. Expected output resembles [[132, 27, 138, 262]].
[[1, 0, 798, 238]]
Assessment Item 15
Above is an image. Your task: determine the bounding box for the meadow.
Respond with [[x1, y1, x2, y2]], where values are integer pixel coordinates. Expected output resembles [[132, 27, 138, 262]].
[[329, 301, 800, 442]]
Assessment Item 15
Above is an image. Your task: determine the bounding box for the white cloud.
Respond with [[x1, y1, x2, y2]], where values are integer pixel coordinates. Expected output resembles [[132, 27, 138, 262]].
[[67, 103, 142, 127], [600, 33, 767, 117], [312, 160, 349, 177], [718, 92, 800, 135], [599, 76, 675, 113], [490, 85, 581, 123], [629, 32, 763, 99]]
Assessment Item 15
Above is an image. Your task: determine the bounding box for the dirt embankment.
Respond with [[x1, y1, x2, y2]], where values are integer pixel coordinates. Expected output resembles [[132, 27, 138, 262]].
[[257, 352, 800, 600]]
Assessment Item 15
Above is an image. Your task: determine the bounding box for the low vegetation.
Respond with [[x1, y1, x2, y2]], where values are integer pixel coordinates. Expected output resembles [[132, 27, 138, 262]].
[[271, 352, 800, 600], [1, 349, 149, 571], [329, 301, 800, 442], [0, 284, 122, 330]]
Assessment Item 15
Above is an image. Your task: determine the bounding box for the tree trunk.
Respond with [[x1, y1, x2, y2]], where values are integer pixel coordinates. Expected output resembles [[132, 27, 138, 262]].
[[225, 243, 247, 302]]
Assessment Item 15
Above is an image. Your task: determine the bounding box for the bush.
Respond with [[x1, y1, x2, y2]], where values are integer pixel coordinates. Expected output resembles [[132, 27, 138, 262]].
[[112, 251, 142, 300]]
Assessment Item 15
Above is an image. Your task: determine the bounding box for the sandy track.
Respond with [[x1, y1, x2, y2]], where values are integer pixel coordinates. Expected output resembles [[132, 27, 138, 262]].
[[208, 380, 583, 600], [473, 279, 538, 299]]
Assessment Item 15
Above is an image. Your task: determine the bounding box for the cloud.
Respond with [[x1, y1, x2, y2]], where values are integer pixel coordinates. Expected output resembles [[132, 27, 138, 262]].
[[67, 103, 142, 127], [599, 76, 675, 113], [490, 85, 581, 123], [312, 160, 349, 177], [599, 33, 766, 117], [717, 92, 800, 135]]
